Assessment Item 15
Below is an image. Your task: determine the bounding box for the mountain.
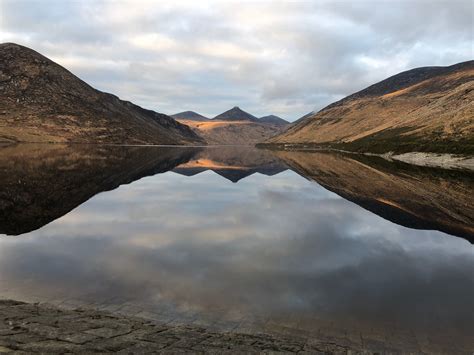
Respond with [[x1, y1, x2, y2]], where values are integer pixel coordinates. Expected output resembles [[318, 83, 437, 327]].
[[177, 119, 284, 145], [292, 111, 314, 125], [259, 115, 290, 126], [273, 150, 474, 243], [171, 111, 210, 121], [177, 107, 285, 144], [213, 106, 259, 122], [267, 61, 474, 154], [0, 43, 203, 145]]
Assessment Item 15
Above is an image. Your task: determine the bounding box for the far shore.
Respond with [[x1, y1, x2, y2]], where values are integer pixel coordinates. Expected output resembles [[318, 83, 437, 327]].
[[2, 141, 474, 170]]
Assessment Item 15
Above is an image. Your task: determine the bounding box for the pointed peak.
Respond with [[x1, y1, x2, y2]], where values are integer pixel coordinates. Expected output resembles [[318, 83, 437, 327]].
[[213, 106, 258, 122]]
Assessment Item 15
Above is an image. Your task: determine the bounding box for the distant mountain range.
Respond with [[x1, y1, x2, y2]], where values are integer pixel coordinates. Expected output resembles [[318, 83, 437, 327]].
[[171, 107, 290, 126], [1, 43, 472, 154], [266, 60, 474, 154], [0, 43, 202, 145], [172, 107, 290, 144]]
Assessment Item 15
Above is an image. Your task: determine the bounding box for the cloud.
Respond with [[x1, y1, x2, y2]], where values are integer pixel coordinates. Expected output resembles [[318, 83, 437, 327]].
[[1, 0, 472, 120]]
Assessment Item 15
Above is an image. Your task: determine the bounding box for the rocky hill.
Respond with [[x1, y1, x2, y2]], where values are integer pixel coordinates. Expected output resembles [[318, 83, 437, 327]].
[[259, 115, 290, 126], [171, 111, 210, 121], [267, 61, 474, 154], [0, 43, 203, 145]]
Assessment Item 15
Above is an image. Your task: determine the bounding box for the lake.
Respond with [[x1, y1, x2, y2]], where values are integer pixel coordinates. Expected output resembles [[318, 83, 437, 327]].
[[0, 144, 473, 352]]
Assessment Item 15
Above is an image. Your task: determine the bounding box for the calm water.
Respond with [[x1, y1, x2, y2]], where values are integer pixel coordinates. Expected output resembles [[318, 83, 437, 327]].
[[0, 144, 473, 350]]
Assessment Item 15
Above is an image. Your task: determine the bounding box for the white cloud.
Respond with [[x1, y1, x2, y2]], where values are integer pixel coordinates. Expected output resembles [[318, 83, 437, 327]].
[[1, 0, 472, 121]]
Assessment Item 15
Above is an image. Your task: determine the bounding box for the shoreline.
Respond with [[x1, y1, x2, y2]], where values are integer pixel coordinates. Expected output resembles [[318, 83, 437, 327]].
[[3, 142, 474, 170], [257, 144, 474, 171], [0, 299, 356, 353], [382, 151, 474, 170], [0, 299, 469, 353]]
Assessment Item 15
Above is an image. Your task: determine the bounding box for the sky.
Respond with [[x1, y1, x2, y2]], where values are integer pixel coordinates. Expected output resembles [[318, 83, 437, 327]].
[[1, 0, 472, 121]]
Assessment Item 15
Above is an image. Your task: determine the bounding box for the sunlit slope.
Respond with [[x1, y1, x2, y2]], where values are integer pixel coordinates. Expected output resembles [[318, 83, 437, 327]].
[[0, 43, 203, 145], [268, 61, 474, 153]]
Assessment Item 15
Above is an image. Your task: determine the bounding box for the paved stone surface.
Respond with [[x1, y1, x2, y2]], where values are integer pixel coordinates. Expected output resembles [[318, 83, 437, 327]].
[[0, 300, 361, 353], [0, 300, 472, 354]]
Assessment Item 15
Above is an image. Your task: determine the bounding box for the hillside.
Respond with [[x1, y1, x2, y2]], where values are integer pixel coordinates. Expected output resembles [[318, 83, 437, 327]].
[[175, 107, 286, 145], [0, 43, 203, 145], [176, 119, 283, 145], [171, 111, 210, 121], [267, 61, 474, 154], [259, 115, 290, 126]]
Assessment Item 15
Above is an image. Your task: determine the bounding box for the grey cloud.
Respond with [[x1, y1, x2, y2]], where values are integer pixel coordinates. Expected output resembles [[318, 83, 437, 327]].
[[1, 0, 472, 120]]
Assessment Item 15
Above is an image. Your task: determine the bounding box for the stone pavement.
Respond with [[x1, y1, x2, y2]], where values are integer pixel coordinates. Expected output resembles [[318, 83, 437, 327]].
[[0, 300, 360, 354], [0, 299, 472, 354]]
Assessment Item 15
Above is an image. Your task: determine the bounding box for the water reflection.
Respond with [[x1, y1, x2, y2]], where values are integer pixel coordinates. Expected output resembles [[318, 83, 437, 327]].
[[0, 144, 473, 351]]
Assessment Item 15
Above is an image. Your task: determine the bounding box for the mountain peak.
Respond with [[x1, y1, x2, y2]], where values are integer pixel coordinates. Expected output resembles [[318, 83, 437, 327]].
[[213, 107, 258, 122], [171, 111, 210, 121]]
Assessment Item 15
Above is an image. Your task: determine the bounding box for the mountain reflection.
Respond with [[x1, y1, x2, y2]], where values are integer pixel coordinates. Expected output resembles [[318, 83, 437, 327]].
[[172, 146, 287, 182], [0, 144, 473, 242], [0, 144, 473, 351]]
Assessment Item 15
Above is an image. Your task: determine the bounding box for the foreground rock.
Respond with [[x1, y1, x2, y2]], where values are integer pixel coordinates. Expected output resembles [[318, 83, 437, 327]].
[[0, 300, 355, 353], [0, 43, 203, 145]]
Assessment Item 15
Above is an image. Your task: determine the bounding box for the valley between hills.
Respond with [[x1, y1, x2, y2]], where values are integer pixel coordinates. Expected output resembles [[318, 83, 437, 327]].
[[0, 42, 473, 161]]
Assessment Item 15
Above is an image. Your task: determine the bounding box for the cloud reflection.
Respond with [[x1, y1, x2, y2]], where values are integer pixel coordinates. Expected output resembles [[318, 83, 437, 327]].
[[0, 169, 472, 337]]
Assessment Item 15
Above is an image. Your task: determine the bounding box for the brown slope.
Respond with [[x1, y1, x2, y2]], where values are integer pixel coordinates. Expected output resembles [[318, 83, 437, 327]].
[[273, 150, 474, 243], [176, 119, 284, 145], [0, 43, 203, 145], [269, 61, 474, 154]]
